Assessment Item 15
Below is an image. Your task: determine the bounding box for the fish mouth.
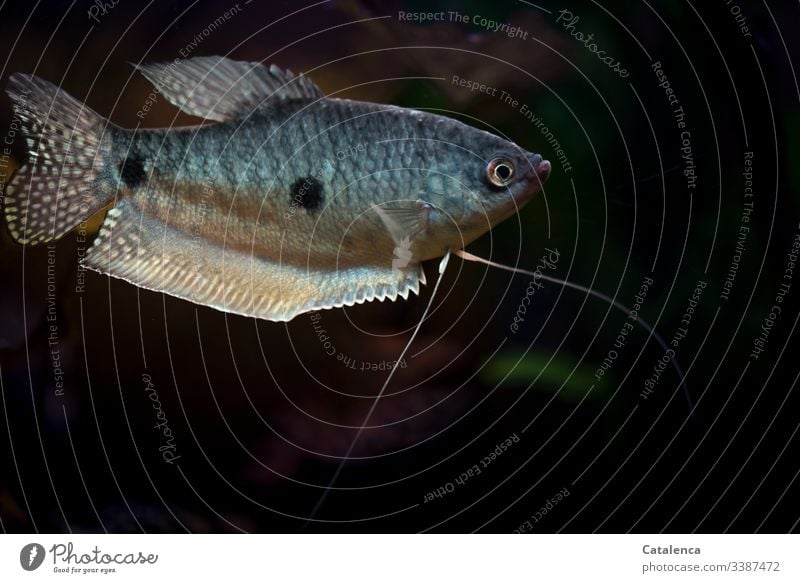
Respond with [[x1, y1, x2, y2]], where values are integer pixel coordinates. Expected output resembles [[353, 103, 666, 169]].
[[516, 158, 551, 202], [535, 159, 552, 183]]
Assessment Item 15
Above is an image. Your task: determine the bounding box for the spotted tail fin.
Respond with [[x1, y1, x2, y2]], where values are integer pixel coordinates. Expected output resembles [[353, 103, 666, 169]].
[[3, 73, 117, 245]]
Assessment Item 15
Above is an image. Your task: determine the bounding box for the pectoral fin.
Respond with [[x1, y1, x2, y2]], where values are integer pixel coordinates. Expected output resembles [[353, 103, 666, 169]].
[[371, 200, 432, 244]]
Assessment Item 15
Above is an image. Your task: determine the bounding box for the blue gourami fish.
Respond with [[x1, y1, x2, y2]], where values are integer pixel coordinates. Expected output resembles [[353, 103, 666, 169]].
[[3, 56, 550, 321]]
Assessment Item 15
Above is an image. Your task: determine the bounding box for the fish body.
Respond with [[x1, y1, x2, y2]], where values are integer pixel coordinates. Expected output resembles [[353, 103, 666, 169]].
[[3, 57, 550, 321]]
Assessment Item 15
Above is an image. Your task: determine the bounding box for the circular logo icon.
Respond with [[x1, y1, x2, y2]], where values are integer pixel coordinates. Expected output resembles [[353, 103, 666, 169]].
[[19, 543, 46, 571]]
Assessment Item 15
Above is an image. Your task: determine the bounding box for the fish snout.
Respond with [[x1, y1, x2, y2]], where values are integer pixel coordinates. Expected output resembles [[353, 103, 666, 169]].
[[535, 159, 552, 184], [514, 155, 550, 203], [524, 154, 551, 186]]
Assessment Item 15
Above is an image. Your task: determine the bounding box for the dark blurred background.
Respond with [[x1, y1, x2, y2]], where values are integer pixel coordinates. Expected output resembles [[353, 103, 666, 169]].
[[1, 0, 799, 533]]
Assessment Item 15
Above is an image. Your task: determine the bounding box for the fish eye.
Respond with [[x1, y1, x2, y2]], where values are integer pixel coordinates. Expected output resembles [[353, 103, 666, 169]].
[[486, 157, 515, 187]]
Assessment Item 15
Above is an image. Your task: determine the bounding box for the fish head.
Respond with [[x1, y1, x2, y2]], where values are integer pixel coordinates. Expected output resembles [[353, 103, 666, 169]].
[[419, 128, 551, 253]]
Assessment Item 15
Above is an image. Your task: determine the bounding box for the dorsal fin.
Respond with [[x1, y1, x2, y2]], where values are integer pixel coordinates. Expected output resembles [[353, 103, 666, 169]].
[[132, 56, 324, 122]]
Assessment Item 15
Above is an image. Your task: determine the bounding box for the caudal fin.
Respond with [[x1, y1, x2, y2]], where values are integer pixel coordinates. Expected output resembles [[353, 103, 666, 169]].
[[3, 73, 117, 245]]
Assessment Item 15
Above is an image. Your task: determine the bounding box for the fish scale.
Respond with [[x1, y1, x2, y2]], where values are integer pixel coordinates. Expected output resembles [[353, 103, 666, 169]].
[[2, 55, 550, 321]]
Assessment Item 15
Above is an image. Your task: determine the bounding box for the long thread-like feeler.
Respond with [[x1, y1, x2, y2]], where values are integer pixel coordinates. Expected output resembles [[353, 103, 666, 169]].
[[302, 251, 453, 528], [454, 249, 695, 417]]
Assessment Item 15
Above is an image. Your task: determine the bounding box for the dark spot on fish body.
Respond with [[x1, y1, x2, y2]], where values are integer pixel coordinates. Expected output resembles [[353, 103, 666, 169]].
[[290, 176, 323, 211], [118, 155, 146, 189]]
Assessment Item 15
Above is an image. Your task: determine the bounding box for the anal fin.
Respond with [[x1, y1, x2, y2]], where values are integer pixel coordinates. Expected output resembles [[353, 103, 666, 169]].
[[83, 199, 425, 322]]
